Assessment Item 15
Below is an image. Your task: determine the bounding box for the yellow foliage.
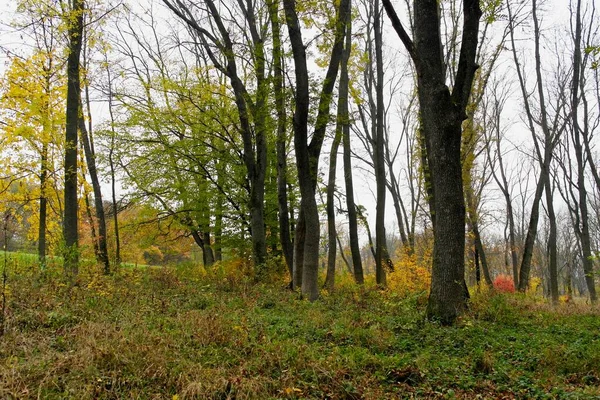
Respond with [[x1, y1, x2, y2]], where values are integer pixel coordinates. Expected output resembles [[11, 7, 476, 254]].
[[387, 246, 431, 296]]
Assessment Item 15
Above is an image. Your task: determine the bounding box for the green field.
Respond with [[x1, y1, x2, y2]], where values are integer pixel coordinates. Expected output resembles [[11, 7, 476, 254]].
[[0, 258, 599, 399]]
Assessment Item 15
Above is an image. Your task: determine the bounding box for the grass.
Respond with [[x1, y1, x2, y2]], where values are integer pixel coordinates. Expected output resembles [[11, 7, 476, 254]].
[[0, 257, 599, 399]]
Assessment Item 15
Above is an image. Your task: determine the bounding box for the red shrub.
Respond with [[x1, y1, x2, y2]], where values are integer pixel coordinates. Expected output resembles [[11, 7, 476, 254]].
[[493, 274, 515, 293]]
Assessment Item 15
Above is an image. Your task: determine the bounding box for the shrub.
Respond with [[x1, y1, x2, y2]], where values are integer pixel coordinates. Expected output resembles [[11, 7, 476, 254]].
[[388, 246, 431, 296], [493, 274, 515, 293]]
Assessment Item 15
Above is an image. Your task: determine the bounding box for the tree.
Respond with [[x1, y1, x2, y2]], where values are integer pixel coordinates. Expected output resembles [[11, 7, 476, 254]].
[[283, 0, 351, 300], [78, 13, 110, 274], [268, 0, 294, 284], [1, 0, 68, 269], [162, 0, 270, 272], [383, 0, 482, 324], [63, 0, 85, 277], [508, 0, 569, 301], [569, 0, 597, 303], [325, 11, 353, 291]]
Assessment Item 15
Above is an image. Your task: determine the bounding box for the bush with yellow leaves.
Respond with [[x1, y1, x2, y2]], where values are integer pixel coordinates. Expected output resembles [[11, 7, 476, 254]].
[[387, 245, 431, 296]]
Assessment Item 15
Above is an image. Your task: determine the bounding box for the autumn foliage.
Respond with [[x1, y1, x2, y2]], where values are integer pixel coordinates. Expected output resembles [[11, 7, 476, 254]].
[[388, 246, 431, 295], [493, 274, 515, 293]]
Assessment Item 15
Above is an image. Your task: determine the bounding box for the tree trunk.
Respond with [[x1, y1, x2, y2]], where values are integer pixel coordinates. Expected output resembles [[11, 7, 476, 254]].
[[342, 102, 364, 284], [283, 0, 350, 300], [79, 101, 110, 274], [104, 53, 121, 267], [325, 16, 352, 292], [466, 187, 492, 286], [543, 175, 559, 303], [325, 129, 341, 290], [63, 0, 84, 277], [162, 0, 268, 270], [38, 143, 48, 270], [374, 0, 387, 287], [518, 174, 544, 291], [269, 0, 293, 281], [293, 210, 305, 289], [570, 0, 597, 303], [383, 0, 482, 324]]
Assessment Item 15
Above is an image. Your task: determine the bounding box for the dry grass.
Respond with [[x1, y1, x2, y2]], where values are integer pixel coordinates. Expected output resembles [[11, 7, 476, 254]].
[[0, 257, 599, 399]]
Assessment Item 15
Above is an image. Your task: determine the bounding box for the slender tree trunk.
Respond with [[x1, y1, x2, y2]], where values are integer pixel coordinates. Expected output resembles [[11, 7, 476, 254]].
[[518, 175, 544, 290], [38, 143, 48, 270], [543, 175, 559, 303], [508, 0, 562, 293], [571, 0, 597, 303], [269, 0, 293, 280], [374, 0, 387, 287], [79, 100, 110, 274], [284, 0, 350, 300], [325, 16, 352, 292], [191, 230, 214, 267], [63, 0, 84, 277], [344, 117, 364, 289], [104, 55, 121, 267], [293, 210, 305, 289], [466, 188, 492, 286], [325, 133, 341, 291], [83, 189, 99, 258]]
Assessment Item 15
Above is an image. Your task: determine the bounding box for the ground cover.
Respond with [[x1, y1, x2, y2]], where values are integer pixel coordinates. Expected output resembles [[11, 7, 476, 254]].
[[0, 257, 598, 399]]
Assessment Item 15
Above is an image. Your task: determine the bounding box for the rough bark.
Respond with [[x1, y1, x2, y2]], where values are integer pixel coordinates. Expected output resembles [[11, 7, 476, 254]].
[[383, 0, 481, 324]]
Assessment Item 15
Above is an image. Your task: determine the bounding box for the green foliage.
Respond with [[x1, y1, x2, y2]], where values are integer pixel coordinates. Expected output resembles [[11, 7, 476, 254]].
[[0, 259, 598, 398], [585, 45, 600, 69]]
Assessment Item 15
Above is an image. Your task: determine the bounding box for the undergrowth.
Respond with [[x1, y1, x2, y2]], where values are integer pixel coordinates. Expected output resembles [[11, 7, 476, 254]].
[[0, 255, 599, 399]]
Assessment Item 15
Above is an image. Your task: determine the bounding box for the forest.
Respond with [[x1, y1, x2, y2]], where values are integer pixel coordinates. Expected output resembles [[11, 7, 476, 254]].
[[0, 0, 599, 398]]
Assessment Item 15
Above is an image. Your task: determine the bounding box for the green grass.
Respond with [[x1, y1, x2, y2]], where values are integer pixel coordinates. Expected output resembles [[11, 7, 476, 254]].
[[0, 258, 599, 399]]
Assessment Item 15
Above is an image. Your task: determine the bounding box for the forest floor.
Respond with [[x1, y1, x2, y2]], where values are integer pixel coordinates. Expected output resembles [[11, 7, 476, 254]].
[[0, 256, 599, 399]]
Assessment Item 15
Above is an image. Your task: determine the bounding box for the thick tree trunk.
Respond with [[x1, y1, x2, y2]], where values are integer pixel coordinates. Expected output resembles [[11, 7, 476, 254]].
[[63, 0, 84, 277], [421, 96, 469, 324], [383, 0, 482, 324]]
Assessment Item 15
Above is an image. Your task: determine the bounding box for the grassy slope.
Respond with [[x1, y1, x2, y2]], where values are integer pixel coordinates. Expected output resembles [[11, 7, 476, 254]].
[[0, 260, 599, 399]]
